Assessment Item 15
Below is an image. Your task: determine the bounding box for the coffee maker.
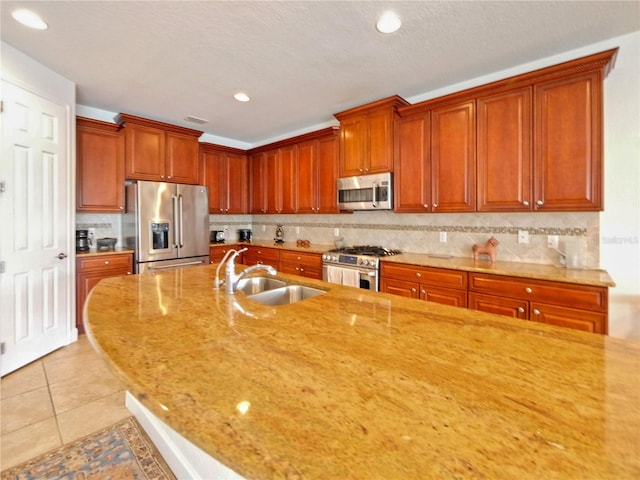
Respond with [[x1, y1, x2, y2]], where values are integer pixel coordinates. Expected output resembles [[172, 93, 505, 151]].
[[76, 230, 91, 252]]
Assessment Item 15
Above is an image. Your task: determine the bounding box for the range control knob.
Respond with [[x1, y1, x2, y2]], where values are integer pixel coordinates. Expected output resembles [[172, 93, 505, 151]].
[[359, 259, 369, 266]]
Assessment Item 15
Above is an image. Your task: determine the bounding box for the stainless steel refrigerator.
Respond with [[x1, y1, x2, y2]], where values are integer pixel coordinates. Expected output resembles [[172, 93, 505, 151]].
[[123, 181, 209, 274]]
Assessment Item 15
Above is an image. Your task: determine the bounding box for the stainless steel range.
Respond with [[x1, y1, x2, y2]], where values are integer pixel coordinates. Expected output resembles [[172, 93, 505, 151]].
[[322, 246, 401, 291]]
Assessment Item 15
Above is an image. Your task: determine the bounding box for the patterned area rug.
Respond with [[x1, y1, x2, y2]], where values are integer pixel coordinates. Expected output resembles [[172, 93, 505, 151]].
[[1, 416, 176, 480]]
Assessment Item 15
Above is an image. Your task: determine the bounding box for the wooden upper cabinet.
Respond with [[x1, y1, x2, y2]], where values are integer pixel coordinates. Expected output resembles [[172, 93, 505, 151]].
[[335, 96, 409, 177], [116, 113, 202, 184], [296, 132, 340, 214], [534, 71, 603, 211], [76, 117, 125, 213], [279, 146, 297, 214], [249, 152, 267, 214], [296, 140, 317, 214], [394, 113, 431, 212], [430, 100, 476, 212], [477, 87, 533, 211], [200, 143, 248, 214]]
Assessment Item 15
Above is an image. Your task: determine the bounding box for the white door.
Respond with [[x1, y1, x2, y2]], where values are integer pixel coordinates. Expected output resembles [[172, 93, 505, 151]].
[[0, 79, 73, 376]]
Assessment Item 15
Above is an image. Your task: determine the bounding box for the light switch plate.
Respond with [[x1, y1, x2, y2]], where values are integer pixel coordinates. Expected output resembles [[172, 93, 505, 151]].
[[518, 230, 529, 244], [439, 231, 447, 243], [547, 235, 559, 248], [334, 228, 339, 237]]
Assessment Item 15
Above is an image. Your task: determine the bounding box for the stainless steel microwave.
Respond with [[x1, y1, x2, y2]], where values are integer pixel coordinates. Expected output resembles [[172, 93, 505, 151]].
[[337, 172, 393, 211]]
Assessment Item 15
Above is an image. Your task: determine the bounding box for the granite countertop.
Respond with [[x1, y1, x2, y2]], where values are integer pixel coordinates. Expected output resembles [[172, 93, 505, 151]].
[[75, 247, 134, 257], [84, 264, 639, 479], [210, 242, 615, 287]]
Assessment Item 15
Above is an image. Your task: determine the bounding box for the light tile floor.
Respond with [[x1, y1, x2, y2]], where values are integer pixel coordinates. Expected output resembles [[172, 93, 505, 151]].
[[0, 335, 130, 470]]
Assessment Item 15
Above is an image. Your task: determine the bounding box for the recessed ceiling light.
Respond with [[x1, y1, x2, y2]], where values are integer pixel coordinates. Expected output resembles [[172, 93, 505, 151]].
[[376, 11, 401, 34], [12, 8, 48, 30], [234, 92, 250, 102]]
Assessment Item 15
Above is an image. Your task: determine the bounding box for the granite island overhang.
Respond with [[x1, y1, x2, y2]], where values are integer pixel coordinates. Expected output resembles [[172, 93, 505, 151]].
[[84, 264, 639, 479]]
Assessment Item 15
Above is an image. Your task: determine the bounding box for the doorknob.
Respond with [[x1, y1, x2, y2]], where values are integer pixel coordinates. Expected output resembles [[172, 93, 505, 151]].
[[57, 253, 68, 259]]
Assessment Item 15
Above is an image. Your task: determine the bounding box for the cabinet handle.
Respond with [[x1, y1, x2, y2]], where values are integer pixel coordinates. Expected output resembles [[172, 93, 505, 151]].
[[522, 201, 529, 206], [525, 287, 532, 294], [517, 307, 525, 313], [532, 309, 541, 315], [536, 200, 544, 206]]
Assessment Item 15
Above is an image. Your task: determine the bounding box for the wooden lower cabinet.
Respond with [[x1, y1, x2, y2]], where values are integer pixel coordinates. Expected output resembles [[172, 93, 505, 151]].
[[241, 246, 280, 269], [468, 273, 607, 334], [279, 251, 322, 279], [76, 253, 133, 334], [209, 245, 241, 264], [380, 263, 468, 308]]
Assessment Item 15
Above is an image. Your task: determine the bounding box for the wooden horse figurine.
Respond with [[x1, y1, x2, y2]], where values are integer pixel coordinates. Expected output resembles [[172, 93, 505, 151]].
[[472, 236, 499, 262]]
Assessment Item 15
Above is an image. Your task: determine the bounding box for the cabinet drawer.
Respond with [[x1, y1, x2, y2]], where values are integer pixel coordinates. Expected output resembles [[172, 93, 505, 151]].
[[469, 273, 607, 312], [77, 254, 133, 272], [280, 251, 322, 267], [381, 263, 467, 290], [244, 247, 280, 264]]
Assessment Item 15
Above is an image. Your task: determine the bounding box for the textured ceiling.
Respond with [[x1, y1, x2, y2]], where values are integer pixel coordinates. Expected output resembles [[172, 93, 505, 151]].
[[2, 1, 639, 146]]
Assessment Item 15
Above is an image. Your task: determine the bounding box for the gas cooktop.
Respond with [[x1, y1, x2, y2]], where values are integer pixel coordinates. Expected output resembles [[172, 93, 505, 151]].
[[327, 245, 401, 257]]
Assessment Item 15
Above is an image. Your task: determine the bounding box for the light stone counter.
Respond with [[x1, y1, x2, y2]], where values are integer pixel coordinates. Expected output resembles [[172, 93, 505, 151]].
[[85, 264, 638, 479]]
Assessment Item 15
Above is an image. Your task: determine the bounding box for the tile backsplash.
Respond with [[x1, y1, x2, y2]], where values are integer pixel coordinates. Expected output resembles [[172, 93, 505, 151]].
[[78, 210, 600, 268]]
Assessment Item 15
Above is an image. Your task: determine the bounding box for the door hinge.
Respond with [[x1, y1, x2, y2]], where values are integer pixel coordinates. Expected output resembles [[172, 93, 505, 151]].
[[0, 100, 3, 113], [0, 180, 5, 193], [0, 342, 5, 355], [0, 261, 5, 274]]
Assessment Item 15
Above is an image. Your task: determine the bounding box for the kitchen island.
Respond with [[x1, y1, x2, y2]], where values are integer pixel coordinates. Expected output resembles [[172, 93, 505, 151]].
[[84, 264, 639, 479]]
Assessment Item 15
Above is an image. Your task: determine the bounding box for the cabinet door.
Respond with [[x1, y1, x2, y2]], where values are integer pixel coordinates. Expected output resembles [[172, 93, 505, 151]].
[[165, 131, 199, 184], [431, 100, 476, 212], [394, 114, 431, 212], [367, 109, 394, 174], [469, 292, 528, 319], [265, 150, 281, 213], [225, 154, 249, 214], [249, 153, 267, 214], [534, 71, 603, 211], [530, 302, 606, 334], [339, 115, 366, 177], [279, 146, 297, 213], [209, 246, 233, 264], [296, 140, 317, 214], [477, 88, 532, 212], [316, 134, 339, 213], [201, 148, 225, 213], [76, 119, 125, 213], [124, 123, 165, 180], [420, 286, 467, 308], [380, 278, 419, 299]]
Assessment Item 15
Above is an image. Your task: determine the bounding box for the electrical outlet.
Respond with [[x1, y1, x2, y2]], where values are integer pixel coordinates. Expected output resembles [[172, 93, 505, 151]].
[[439, 231, 447, 243], [295, 226, 300, 234], [517, 230, 529, 244], [334, 228, 339, 237], [262, 225, 266, 232], [547, 235, 559, 248]]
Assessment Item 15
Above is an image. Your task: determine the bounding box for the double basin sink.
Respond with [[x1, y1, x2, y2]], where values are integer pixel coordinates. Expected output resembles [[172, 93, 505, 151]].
[[235, 276, 325, 306]]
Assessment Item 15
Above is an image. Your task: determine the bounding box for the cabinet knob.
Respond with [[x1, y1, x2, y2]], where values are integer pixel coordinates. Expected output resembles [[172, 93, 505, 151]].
[[536, 200, 544, 206], [300, 268, 304, 272], [411, 288, 417, 293], [525, 287, 532, 294], [104, 260, 110, 265], [420, 289, 426, 294], [127, 272, 132, 275], [517, 307, 525, 313], [433, 203, 438, 208], [167, 176, 172, 179], [533, 309, 541, 315], [522, 201, 529, 206], [119, 206, 124, 210], [416, 272, 421, 278], [423, 204, 429, 208]]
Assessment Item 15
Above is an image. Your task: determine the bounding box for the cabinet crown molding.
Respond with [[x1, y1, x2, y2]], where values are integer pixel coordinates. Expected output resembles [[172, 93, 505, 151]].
[[115, 113, 203, 138], [334, 95, 410, 120]]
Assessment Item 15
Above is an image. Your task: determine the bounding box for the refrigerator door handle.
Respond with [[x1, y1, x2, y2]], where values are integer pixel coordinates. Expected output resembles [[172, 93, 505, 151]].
[[172, 195, 180, 248], [178, 194, 184, 248]]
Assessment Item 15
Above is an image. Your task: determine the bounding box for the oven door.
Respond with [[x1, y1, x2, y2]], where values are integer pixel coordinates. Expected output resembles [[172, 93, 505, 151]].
[[322, 264, 378, 292]]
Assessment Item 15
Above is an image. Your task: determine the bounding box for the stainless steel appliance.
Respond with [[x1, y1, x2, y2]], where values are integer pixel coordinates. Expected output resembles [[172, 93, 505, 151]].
[[337, 172, 393, 211], [322, 245, 401, 291], [238, 229, 252, 242], [123, 181, 210, 273], [210, 230, 225, 243], [76, 229, 90, 252]]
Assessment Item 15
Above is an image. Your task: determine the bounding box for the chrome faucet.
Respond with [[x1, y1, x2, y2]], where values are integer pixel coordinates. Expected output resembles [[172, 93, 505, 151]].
[[213, 247, 277, 294]]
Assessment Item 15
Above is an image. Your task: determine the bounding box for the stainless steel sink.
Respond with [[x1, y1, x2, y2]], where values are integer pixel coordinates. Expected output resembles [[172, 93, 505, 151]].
[[235, 277, 287, 294], [246, 285, 326, 306]]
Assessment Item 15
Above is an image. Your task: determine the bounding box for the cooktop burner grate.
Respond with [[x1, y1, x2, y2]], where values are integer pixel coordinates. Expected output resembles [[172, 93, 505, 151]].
[[328, 245, 401, 257]]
